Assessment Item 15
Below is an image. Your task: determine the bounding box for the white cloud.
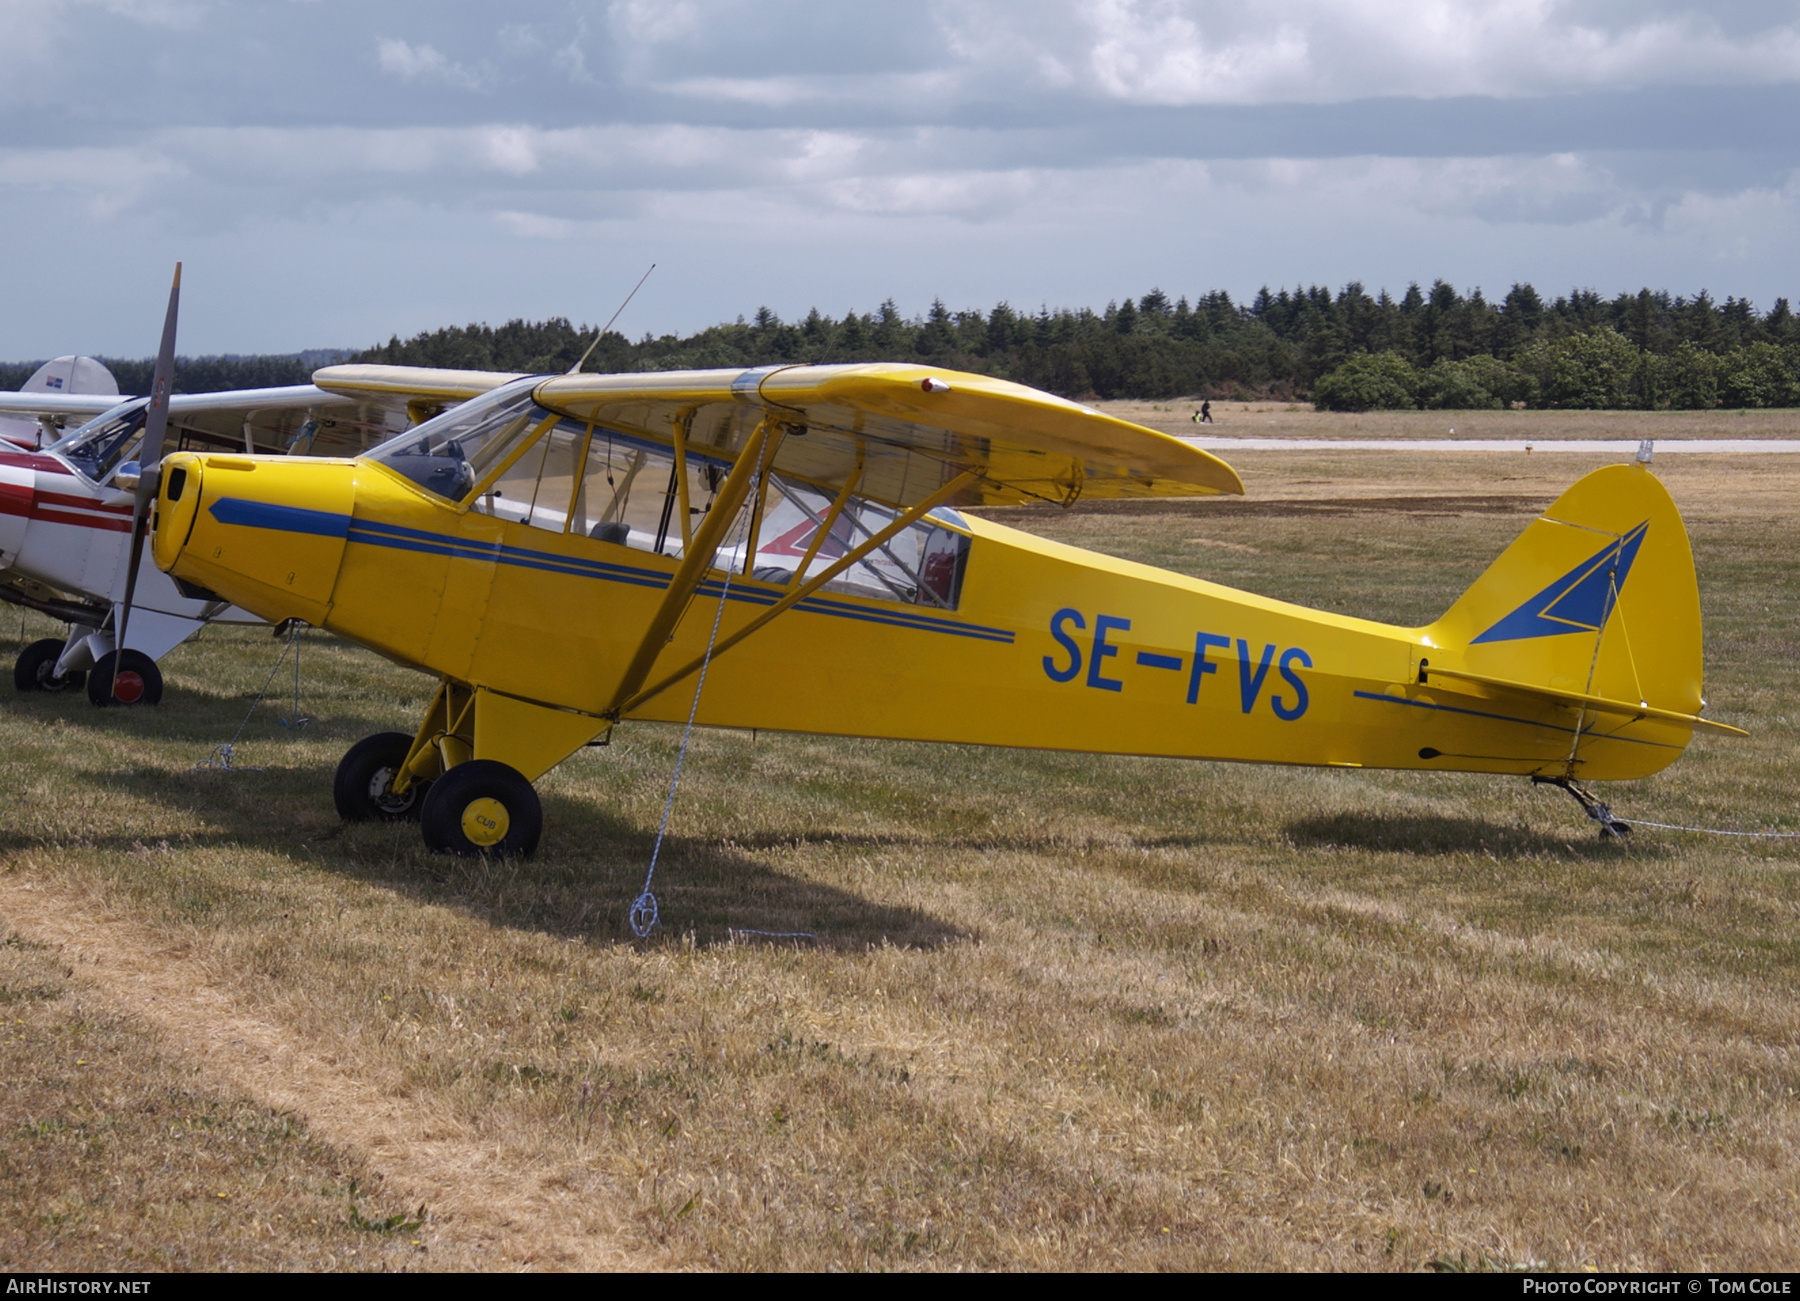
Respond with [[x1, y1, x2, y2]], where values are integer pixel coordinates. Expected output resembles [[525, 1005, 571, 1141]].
[[376, 37, 484, 90], [934, 0, 1800, 105], [607, 0, 699, 45], [666, 76, 827, 107], [478, 127, 541, 176], [3, 121, 1790, 234], [1084, 0, 1311, 105], [492, 209, 580, 239], [814, 168, 1048, 220], [0, 0, 202, 95], [0, 143, 184, 220], [3, 0, 1800, 354]]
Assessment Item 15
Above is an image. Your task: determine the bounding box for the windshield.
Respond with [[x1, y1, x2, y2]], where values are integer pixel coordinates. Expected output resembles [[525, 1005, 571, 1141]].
[[367, 377, 544, 501], [52, 397, 152, 483]]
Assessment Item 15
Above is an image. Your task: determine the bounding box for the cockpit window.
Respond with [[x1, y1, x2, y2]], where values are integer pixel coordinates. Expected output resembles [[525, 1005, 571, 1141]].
[[364, 382, 973, 610], [367, 377, 543, 501], [728, 477, 971, 609], [53, 398, 151, 484]]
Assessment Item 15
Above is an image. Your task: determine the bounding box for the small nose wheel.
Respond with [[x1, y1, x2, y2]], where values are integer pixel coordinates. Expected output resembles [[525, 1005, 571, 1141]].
[[419, 760, 542, 857]]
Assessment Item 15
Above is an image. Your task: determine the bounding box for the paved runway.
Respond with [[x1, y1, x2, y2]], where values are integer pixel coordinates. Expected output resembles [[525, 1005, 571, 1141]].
[[1181, 437, 1800, 453]]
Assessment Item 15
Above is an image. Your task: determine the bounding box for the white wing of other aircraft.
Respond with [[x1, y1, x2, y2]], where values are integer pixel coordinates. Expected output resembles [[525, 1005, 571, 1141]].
[[0, 356, 121, 450]]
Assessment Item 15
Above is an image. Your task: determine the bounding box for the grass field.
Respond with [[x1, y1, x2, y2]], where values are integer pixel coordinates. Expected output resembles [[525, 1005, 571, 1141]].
[[1097, 399, 1800, 442], [1, 440, 1796, 1271]]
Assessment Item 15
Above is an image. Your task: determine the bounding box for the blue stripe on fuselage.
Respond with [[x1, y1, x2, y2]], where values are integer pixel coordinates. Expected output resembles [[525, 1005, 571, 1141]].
[[208, 497, 1015, 644], [208, 497, 351, 538]]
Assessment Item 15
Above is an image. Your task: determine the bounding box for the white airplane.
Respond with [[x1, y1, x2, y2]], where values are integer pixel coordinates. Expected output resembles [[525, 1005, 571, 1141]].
[[0, 367, 408, 704], [0, 356, 121, 451]]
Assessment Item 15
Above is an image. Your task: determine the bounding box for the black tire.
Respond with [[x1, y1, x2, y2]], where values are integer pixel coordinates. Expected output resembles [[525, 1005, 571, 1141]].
[[87, 649, 162, 707], [14, 639, 83, 694], [333, 731, 429, 823], [419, 759, 542, 858]]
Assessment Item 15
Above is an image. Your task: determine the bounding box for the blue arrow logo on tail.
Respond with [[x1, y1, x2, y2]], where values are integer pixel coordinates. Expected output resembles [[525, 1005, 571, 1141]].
[[1471, 521, 1648, 644]]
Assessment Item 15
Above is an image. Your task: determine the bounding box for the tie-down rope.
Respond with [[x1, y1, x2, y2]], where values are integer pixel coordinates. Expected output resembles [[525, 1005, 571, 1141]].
[[1617, 817, 1800, 839], [628, 494, 755, 939], [195, 621, 308, 771]]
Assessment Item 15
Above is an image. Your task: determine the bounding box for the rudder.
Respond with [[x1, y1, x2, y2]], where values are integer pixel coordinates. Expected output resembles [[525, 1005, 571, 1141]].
[[1427, 462, 1705, 721]]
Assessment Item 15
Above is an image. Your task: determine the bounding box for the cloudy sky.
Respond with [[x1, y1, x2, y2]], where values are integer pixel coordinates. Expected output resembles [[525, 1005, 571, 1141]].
[[4, 0, 1798, 357]]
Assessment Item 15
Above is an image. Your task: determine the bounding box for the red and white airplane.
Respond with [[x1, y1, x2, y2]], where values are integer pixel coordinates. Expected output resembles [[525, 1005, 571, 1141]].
[[0, 361, 403, 704], [0, 355, 122, 451]]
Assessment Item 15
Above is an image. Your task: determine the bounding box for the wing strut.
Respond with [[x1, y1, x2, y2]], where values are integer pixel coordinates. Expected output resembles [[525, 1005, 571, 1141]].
[[602, 419, 773, 717], [739, 432, 785, 574], [793, 458, 864, 581], [616, 468, 980, 718]]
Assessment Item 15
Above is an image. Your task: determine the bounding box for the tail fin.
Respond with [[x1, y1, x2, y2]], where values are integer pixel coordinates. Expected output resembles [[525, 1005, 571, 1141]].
[[1426, 462, 1726, 748]]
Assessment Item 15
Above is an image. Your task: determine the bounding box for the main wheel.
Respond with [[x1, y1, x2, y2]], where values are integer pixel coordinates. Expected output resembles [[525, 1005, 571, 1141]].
[[419, 760, 542, 858], [14, 639, 84, 694], [333, 731, 430, 823], [87, 649, 163, 707]]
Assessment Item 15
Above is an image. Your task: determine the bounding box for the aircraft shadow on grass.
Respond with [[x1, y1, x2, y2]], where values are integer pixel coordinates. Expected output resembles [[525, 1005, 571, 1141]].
[[13, 683, 1658, 945], [26, 696, 966, 953], [1285, 810, 1667, 860]]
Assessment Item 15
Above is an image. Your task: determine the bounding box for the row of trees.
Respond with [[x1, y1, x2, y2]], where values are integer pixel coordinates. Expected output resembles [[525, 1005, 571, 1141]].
[[8, 281, 1800, 408], [1314, 333, 1800, 412]]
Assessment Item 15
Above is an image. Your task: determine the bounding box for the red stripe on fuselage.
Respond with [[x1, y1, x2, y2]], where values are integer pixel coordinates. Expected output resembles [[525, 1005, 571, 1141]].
[[0, 454, 134, 533], [34, 488, 130, 516], [0, 451, 75, 476], [0, 479, 31, 520], [31, 505, 132, 533]]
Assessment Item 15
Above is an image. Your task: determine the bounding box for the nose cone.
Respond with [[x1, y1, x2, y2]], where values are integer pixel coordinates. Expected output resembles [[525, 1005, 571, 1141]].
[[151, 452, 204, 573], [151, 452, 358, 627]]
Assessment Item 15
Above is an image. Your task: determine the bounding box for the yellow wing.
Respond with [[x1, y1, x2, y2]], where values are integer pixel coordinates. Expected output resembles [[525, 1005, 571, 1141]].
[[315, 361, 1243, 508]]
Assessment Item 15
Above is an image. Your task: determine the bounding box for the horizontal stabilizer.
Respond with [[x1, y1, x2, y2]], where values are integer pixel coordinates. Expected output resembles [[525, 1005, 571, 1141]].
[[1422, 666, 1748, 737]]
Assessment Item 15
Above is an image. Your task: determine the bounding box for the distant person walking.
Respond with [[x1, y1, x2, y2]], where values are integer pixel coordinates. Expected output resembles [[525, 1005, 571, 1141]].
[[1192, 400, 1213, 424]]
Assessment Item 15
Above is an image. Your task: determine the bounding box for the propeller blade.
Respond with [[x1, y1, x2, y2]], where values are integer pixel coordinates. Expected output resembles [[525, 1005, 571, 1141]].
[[112, 262, 180, 698], [138, 261, 181, 502]]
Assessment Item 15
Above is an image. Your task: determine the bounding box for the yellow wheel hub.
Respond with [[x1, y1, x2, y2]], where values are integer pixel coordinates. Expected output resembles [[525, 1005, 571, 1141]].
[[461, 797, 510, 847]]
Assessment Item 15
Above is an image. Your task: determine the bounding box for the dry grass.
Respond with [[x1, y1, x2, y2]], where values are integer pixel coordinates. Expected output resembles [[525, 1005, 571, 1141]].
[[0, 922, 430, 1270], [0, 441, 1796, 1271], [1101, 399, 1800, 441]]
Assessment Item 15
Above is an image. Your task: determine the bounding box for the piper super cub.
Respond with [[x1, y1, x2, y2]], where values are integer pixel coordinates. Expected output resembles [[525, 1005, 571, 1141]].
[[136, 349, 1744, 858]]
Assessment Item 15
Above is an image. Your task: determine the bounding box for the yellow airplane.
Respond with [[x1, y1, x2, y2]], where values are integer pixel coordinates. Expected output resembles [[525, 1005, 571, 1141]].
[[140, 358, 1743, 857]]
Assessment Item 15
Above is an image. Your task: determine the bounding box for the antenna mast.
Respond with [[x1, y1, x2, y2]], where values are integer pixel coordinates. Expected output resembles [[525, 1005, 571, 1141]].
[[569, 263, 657, 375]]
